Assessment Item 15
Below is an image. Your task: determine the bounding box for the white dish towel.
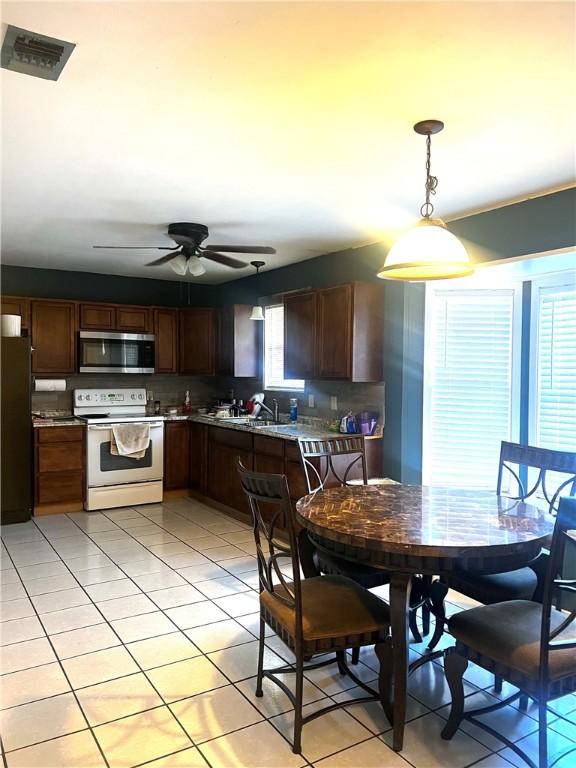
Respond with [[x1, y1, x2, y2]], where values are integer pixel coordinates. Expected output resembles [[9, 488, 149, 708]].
[[111, 423, 150, 459]]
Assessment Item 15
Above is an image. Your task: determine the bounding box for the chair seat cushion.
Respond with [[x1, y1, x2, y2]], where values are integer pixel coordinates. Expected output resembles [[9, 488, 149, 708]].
[[260, 575, 390, 642], [448, 567, 537, 604], [448, 600, 576, 681], [313, 550, 390, 589]]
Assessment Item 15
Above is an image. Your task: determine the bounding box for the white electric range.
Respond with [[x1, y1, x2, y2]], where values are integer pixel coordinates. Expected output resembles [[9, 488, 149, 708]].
[[74, 388, 164, 511]]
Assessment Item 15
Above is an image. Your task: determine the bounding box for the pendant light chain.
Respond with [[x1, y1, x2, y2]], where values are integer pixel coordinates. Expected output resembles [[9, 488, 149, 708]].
[[420, 133, 439, 219]]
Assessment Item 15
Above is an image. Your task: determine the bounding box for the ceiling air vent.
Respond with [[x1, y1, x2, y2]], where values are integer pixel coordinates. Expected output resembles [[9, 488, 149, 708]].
[[1, 25, 75, 81]]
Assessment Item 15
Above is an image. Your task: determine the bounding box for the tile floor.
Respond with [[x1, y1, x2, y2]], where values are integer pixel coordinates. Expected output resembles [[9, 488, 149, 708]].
[[1, 497, 575, 768]]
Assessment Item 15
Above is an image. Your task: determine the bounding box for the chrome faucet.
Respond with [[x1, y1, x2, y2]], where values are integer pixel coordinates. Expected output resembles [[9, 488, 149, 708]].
[[258, 398, 280, 423]]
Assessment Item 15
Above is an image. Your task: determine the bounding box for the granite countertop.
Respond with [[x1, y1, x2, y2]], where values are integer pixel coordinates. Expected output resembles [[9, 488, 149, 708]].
[[32, 412, 382, 442]]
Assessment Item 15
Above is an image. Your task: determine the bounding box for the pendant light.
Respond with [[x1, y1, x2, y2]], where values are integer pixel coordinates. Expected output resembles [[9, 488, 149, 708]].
[[377, 120, 473, 281], [249, 261, 265, 321]]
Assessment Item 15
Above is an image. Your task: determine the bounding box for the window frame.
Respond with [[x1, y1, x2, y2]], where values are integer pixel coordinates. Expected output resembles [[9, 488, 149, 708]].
[[263, 303, 305, 392]]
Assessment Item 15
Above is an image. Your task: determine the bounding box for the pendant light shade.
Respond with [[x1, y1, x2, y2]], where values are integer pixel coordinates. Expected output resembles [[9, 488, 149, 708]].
[[378, 120, 472, 282], [249, 260, 266, 321], [377, 218, 472, 281], [249, 305, 265, 321]]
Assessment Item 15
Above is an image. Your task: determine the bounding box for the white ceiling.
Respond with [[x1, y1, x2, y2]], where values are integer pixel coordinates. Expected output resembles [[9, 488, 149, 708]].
[[1, 1, 574, 284]]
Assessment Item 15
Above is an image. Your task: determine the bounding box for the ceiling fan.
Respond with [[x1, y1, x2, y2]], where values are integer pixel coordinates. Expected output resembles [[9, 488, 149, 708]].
[[93, 222, 276, 276]]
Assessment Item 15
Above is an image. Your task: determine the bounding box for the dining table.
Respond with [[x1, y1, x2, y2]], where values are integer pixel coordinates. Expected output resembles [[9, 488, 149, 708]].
[[295, 483, 555, 751]]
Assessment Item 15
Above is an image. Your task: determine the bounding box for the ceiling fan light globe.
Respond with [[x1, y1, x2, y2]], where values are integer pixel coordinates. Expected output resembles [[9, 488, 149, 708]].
[[377, 218, 473, 281], [187, 255, 206, 276], [249, 305, 265, 321], [169, 254, 188, 276]]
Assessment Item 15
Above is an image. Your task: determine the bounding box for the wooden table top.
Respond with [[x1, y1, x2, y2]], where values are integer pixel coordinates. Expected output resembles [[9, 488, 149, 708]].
[[295, 484, 554, 559]]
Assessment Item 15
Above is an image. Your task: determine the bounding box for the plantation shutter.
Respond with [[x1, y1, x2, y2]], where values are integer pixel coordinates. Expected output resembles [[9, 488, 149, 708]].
[[423, 288, 517, 488], [533, 282, 576, 452]]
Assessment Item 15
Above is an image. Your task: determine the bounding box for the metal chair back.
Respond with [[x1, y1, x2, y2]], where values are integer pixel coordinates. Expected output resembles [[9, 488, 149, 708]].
[[539, 495, 576, 687], [236, 459, 303, 631], [497, 441, 576, 514], [298, 435, 368, 494]]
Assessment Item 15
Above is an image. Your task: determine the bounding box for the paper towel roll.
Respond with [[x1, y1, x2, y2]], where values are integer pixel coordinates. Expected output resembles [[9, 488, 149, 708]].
[[35, 379, 67, 392], [1, 314, 21, 337]]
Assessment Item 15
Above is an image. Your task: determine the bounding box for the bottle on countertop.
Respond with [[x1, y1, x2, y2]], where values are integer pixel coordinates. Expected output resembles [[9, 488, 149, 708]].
[[289, 398, 298, 422], [154, 400, 161, 415], [146, 391, 154, 415], [183, 390, 192, 414]]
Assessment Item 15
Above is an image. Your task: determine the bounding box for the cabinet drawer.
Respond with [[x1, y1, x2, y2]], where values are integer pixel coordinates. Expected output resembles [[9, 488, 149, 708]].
[[37, 426, 84, 443], [253, 435, 285, 459], [209, 426, 252, 451], [37, 471, 83, 504], [38, 442, 83, 473]]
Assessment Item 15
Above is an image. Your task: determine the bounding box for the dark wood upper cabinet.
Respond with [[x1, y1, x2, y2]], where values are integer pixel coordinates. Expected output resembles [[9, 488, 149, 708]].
[[284, 291, 317, 380], [1, 296, 30, 329], [80, 304, 116, 330], [317, 284, 353, 379], [164, 421, 190, 490], [80, 304, 151, 333], [217, 305, 259, 377], [179, 308, 216, 375], [284, 282, 383, 382], [116, 306, 151, 333], [154, 308, 178, 374], [31, 300, 77, 375]]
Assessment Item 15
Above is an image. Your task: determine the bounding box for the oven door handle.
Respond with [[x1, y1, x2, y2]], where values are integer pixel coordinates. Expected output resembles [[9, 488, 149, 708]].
[[87, 423, 164, 431]]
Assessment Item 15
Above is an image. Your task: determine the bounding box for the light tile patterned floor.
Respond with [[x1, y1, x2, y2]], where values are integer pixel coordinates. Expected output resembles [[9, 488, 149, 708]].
[[1, 497, 575, 768]]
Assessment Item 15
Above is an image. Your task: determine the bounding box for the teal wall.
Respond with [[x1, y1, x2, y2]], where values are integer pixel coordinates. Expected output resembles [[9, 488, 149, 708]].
[[2, 188, 574, 479], [0, 265, 219, 307]]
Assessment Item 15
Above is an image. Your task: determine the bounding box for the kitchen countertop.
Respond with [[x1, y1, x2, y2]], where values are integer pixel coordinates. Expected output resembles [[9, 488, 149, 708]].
[[32, 413, 382, 442]]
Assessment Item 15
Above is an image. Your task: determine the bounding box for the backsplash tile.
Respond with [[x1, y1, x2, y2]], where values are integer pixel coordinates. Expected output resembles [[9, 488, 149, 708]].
[[32, 374, 385, 428]]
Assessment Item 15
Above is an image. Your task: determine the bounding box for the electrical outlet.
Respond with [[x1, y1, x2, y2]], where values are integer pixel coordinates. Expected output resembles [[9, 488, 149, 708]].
[[308, 394, 315, 408], [330, 396, 338, 411]]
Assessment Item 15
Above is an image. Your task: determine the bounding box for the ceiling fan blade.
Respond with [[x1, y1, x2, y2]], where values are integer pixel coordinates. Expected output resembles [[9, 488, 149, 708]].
[[92, 246, 177, 250], [203, 244, 276, 254], [145, 252, 181, 267], [202, 250, 247, 269]]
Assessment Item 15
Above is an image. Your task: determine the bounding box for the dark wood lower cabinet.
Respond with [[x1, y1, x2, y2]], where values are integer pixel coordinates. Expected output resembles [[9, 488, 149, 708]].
[[207, 427, 253, 514], [35, 426, 85, 513], [164, 421, 190, 490]]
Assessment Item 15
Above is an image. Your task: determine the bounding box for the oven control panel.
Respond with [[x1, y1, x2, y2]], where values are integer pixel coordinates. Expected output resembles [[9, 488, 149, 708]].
[[74, 388, 147, 406]]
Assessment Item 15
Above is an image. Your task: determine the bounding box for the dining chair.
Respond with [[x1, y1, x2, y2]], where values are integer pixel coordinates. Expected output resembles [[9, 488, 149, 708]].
[[236, 458, 392, 754], [441, 495, 576, 768], [297, 435, 433, 655], [446, 442, 576, 608]]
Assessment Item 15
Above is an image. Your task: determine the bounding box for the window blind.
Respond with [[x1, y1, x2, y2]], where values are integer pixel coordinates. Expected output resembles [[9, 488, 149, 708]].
[[264, 305, 305, 391], [423, 288, 517, 488], [533, 283, 576, 453]]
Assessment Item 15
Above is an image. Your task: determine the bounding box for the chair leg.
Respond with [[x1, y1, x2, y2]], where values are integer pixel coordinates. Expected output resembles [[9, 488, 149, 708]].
[[255, 615, 265, 697], [336, 650, 347, 676], [538, 701, 547, 768], [409, 607, 423, 643], [494, 675, 503, 694], [519, 693, 529, 711], [421, 575, 432, 637], [351, 647, 360, 665], [441, 649, 469, 740], [375, 637, 394, 726], [427, 580, 448, 651], [292, 653, 304, 754]]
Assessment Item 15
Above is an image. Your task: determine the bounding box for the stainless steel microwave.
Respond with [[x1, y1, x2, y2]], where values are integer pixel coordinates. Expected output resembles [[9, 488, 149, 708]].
[[78, 331, 155, 374]]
